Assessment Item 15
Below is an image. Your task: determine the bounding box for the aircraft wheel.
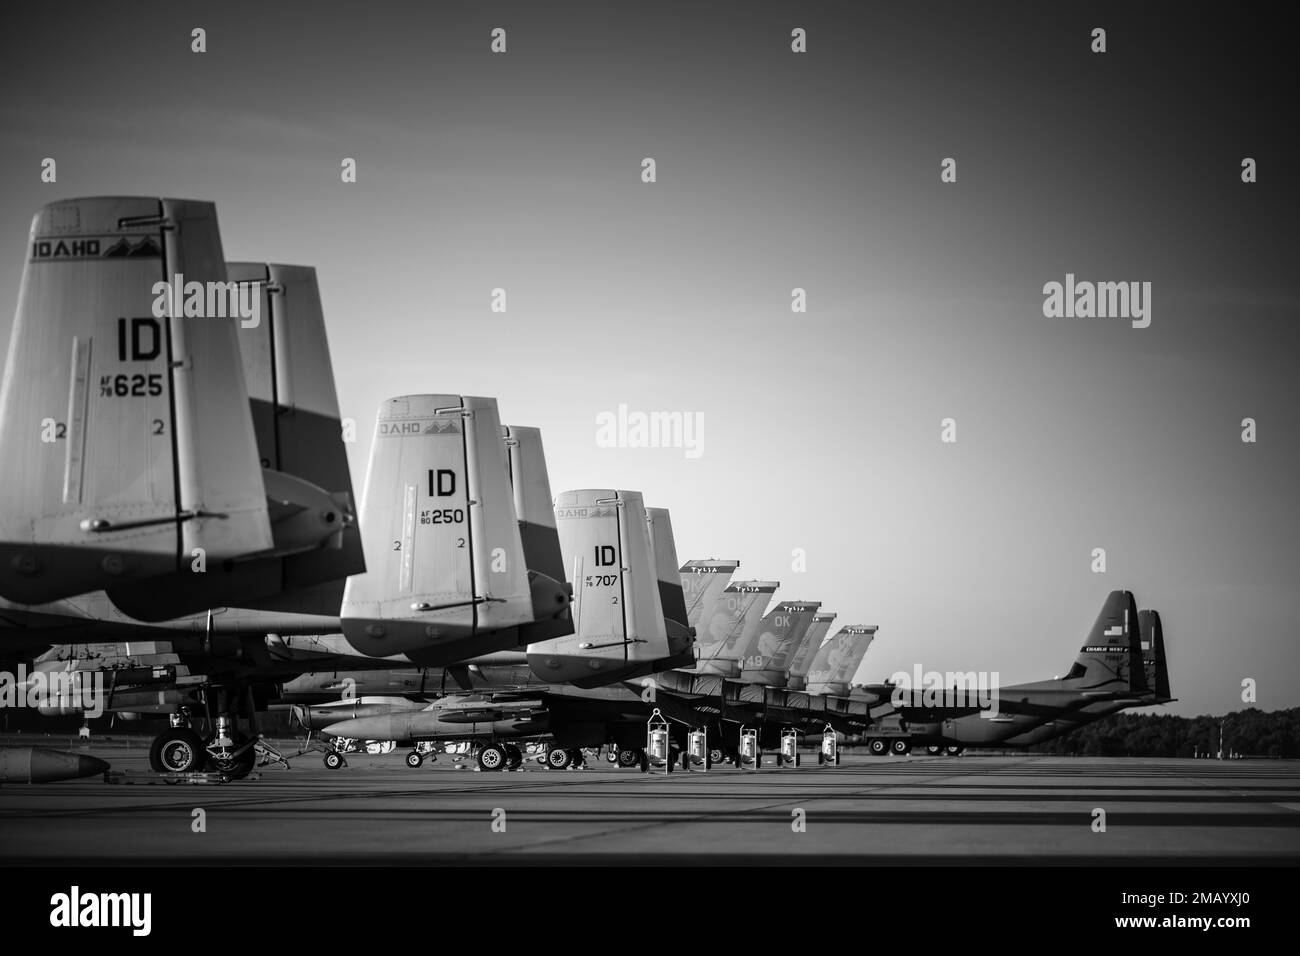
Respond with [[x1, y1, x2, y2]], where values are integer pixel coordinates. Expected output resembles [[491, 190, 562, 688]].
[[405, 751, 423, 769], [891, 739, 911, 756], [478, 745, 507, 771], [323, 751, 344, 770], [207, 733, 256, 778], [945, 746, 964, 757], [616, 748, 640, 769], [545, 746, 572, 770], [605, 748, 618, 763], [926, 746, 944, 756], [150, 729, 206, 774], [868, 738, 888, 757], [504, 744, 523, 770], [568, 748, 585, 768], [708, 747, 725, 766]]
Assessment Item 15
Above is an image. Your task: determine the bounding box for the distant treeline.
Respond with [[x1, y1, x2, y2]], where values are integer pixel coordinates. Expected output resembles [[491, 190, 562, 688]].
[[1026, 707, 1300, 758]]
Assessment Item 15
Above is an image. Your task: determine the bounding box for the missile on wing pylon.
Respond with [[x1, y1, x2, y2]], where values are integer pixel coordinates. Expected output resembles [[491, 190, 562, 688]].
[[786, 611, 836, 691], [0, 747, 109, 783], [340, 396, 570, 665], [0, 197, 276, 604], [106, 262, 363, 620], [804, 625, 878, 696], [527, 489, 671, 687]]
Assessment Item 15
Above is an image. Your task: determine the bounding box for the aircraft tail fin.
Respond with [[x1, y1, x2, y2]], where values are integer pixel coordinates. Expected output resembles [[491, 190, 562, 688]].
[[527, 489, 669, 687], [690, 580, 778, 675], [786, 611, 836, 688], [0, 197, 272, 604], [645, 508, 695, 661], [501, 425, 571, 633], [805, 625, 877, 696], [340, 395, 540, 664], [1139, 609, 1172, 701], [679, 559, 738, 629], [108, 262, 364, 619], [737, 600, 821, 685], [1063, 590, 1143, 692]]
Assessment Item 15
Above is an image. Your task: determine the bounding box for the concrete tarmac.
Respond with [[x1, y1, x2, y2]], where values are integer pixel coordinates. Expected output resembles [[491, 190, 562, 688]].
[[1, 742, 1298, 864]]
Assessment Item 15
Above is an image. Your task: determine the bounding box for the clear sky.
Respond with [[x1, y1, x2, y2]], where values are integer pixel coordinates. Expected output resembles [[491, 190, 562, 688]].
[[2, 1, 1296, 716]]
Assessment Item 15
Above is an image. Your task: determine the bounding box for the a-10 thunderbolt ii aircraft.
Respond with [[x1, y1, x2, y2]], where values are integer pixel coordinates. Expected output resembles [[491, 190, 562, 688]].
[[0, 197, 571, 775]]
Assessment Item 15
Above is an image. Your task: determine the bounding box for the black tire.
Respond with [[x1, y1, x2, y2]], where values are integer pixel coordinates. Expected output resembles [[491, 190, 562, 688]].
[[323, 751, 344, 770], [207, 733, 256, 779], [616, 748, 640, 769], [708, 747, 725, 766], [945, 745, 964, 757], [568, 748, 585, 768], [478, 745, 507, 771], [891, 739, 911, 756], [926, 745, 944, 756], [546, 746, 572, 770], [795, 754, 801, 767], [817, 751, 825, 765], [639, 751, 650, 773], [504, 744, 523, 770], [150, 729, 206, 774], [868, 739, 888, 756], [405, 751, 423, 769], [834, 753, 841, 766]]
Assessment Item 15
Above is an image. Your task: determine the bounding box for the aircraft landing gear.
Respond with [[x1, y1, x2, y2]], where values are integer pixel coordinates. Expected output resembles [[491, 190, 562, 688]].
[[616, 747, 641, 769], [708, 747, 725, 767], [926, 745, 944, 756], [405, 751, 424, 769], [545, 746, 572, 770], [323, 751, 345, 770], [891, 739, 911, 756], [477, 744, 507, 771], [206, 716, 257, 778], [868, 738, 888, 756], [504, 744, 523, 770], [945, 745, 965, 757], [149, 728, 207, 774]]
